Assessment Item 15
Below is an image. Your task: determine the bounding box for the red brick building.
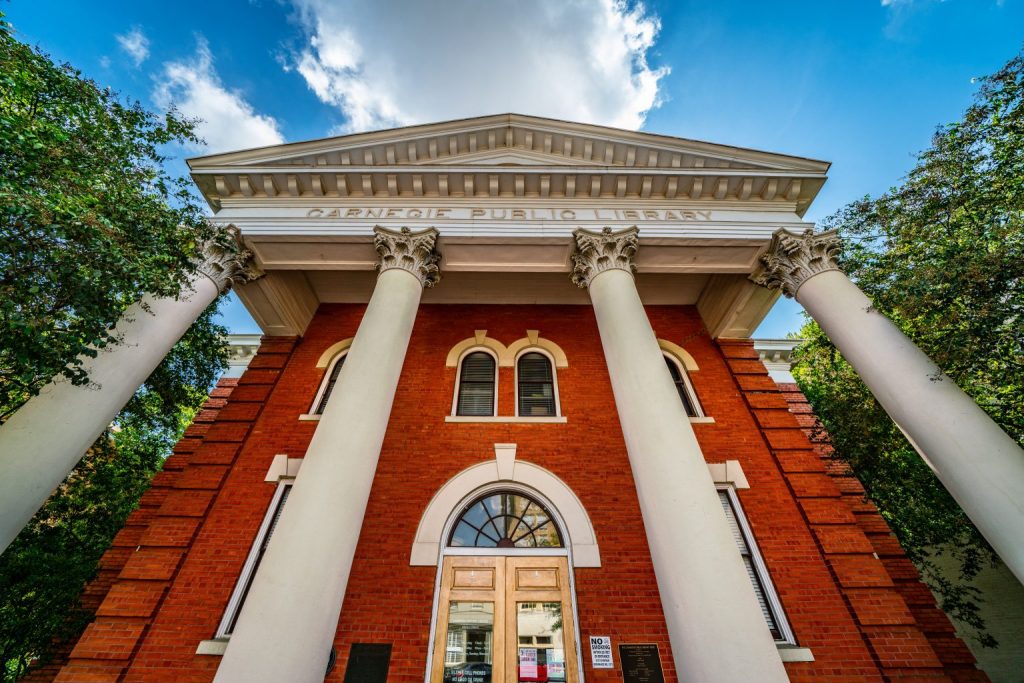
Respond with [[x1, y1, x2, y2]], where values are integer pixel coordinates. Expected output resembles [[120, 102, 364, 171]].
[[47, 115, 990, 682]]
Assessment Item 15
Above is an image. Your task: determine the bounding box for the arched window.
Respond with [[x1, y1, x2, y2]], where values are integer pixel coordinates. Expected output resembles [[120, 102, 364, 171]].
[[517, 352, 557, 417], [312, 352, 347, 415], [449, 491, 563, 548], [455, 351, 497, 416], [665, 354, 702, 418]]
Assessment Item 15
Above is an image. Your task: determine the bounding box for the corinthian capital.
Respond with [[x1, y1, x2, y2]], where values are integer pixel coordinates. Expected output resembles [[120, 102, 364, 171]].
[[751, 228, 842, 298], [196, 226, 263, 294], [373, 226, 441, 287], [571, 226, 639, 288]]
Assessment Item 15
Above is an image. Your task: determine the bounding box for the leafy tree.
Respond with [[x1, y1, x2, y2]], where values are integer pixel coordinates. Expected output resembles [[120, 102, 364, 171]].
[[0, 15, 228, 679], [792, 51, 1024, 647]]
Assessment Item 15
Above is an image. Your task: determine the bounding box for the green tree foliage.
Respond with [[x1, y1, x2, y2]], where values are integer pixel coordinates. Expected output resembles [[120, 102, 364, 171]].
[[0, 16, 228, 679], [792, 52, 1024, 647]]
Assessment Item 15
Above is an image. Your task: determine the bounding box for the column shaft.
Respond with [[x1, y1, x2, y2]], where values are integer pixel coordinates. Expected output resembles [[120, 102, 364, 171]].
[[798, 270, 1024, 583], [0, 274, 221, 552], [588, 267, 790, 682], [214, 267, 424, 682]]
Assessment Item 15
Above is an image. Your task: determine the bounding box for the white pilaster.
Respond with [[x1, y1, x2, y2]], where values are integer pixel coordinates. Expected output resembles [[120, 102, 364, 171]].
[[214, 226, 440, 683], [573, 227, 790, 682], [754, 228, 1024, 584], [0, 234, 257, 553]]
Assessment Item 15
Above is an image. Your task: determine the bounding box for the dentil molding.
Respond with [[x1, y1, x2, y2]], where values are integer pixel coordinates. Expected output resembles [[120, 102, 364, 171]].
[[751, 228, 842, 298]]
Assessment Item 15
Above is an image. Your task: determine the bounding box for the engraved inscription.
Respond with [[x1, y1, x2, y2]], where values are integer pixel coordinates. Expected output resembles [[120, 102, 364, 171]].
[[305, 207, 713, 222]]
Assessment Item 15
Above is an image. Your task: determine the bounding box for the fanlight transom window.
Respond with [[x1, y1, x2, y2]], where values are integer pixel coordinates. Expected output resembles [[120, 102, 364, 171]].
[[449, 491, 563, 548]]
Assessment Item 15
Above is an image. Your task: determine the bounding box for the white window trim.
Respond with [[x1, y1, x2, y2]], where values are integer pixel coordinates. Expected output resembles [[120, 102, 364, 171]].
[[663, 352, 705, 419], [307, 349, 349, 416], [717, 484, 796, 646], [213, 480, 292, 640], [514, 347, 562, 418], [450, 347, 499, 417]]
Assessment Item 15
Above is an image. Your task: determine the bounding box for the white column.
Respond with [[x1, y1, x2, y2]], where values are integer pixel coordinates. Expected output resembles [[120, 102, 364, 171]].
[[0, 236, 256, 553], [573, 227, 790, 682], [755, 228, 1024, 584], [214, 227, 440, 683]]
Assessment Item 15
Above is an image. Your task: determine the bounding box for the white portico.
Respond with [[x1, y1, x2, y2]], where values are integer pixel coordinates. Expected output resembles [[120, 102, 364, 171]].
[[191, 113, 824, 682]]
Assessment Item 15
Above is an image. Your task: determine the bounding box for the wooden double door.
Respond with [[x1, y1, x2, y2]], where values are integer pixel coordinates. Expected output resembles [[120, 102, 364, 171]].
[[431, 555, 579, 683]]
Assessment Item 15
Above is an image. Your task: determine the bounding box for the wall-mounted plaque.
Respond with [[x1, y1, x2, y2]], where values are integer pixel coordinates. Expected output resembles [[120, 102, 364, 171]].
[[619, 643, 664, 683], [343, 643, 391, 683]]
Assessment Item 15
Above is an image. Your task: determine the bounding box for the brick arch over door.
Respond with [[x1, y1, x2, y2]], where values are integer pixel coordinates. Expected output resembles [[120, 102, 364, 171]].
[[410, 445, 600, 567]]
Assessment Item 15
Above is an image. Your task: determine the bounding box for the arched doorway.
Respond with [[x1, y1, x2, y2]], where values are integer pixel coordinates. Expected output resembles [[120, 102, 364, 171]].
[[429, 489, 580, 683]]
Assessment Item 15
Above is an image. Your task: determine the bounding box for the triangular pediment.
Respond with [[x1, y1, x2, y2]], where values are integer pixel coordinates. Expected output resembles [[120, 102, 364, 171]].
[[188, 114, 829, 215], [189, 113, 828, 173]]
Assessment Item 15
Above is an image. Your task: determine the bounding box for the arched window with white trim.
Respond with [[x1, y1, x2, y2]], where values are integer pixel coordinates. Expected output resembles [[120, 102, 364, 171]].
[[311, 351, 348, 415], [664, 353, 703, 418], [449, 490, 563, 549], [454, 350, 498, 416], [516, 351, 559, 417]]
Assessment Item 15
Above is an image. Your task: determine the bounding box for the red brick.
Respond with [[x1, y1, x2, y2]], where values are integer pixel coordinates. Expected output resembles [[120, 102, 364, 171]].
[[830, 555, 896, 588], [812, 525, 875, 554], [139, 517, 201, 547], [845, 589, 916, 626], [69, 620, 146, 660], [735, 374, 778, 391], [96, 582, 167, 618], [156, 490, 215, 517], [799, 498, 856, 525], [216, 402, 262, 422], [174, 465, 228, 490], [119, 548, 184, 581]]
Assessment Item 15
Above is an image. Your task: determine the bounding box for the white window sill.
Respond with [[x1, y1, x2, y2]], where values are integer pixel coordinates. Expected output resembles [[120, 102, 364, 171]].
[[298, 413, 320, 421], [777, 645, 814, 662], [196, 639, 229, 656], [689, 416, 715, 424], [445, 415, 568, 424]]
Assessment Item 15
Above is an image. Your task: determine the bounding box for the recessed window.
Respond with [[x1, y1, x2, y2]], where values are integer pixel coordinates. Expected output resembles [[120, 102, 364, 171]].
[[312, 352, 347, 415], [449, 491, 563, 549], [455, 351, 497, 416], [718, 487, 795, 644], [517, 352, 558, 417], [664, 354, 702, 418], [216, 482, 292, 638]]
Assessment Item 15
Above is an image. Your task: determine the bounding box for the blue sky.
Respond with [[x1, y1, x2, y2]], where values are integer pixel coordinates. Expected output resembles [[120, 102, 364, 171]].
[[7, 0, 1023, 337]]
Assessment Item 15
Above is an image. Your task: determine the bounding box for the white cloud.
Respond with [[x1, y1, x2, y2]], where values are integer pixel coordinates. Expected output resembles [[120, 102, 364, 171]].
[[153, 39, 285, 154], [116, 28, 150, 67], [286, 0, 669, 133]]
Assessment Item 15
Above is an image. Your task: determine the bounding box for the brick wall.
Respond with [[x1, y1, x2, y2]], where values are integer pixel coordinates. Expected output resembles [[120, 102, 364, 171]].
[[51, 305, 986, 682]]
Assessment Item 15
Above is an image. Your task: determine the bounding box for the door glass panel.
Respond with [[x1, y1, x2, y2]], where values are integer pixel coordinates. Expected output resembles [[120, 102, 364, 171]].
[[515, 602, 566, 682], [443, 602, 493, 682]]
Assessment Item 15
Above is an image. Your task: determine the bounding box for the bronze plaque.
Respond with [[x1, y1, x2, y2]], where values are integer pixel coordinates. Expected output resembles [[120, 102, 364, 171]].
[[619, 643, 665, 683], [343, 643, 391, 683]]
